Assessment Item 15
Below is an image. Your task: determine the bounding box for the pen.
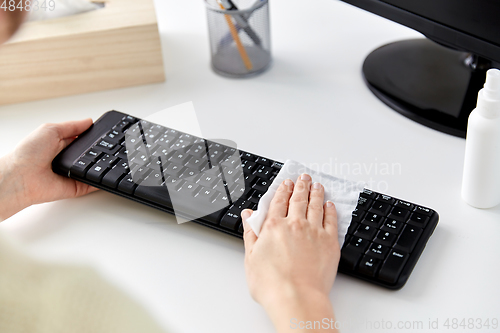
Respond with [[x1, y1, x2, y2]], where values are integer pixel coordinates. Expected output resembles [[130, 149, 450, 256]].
[[217, 0, 253, 70], [220, 0, 262, 47]]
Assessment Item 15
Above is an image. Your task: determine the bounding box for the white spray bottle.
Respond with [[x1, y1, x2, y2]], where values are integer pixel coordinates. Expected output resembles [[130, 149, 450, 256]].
[[462, 68, 500, 208]]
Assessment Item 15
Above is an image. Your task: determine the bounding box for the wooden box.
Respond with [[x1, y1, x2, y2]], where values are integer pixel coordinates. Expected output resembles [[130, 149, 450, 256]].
[[0, 0, 165, 106]]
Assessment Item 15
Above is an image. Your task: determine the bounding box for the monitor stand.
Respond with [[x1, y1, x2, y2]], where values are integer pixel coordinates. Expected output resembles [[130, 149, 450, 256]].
[[362, 38, 495, 138]]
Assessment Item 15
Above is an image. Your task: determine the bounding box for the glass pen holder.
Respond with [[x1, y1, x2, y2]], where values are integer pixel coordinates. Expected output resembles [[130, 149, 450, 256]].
[[205, 0, 271, 77]]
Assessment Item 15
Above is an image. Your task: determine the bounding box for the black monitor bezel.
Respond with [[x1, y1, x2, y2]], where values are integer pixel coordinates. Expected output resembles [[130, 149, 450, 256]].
[[339, 0, 500, 63]]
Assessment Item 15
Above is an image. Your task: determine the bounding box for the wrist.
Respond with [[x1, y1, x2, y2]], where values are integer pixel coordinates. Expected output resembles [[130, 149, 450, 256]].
[[261, 284, 336, 332], [0, 154, 29, 220]]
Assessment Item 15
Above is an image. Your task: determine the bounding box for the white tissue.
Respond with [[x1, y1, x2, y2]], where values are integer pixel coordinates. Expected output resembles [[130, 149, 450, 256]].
[[28, 0, 100, 21], [246, 160, 365, 248]]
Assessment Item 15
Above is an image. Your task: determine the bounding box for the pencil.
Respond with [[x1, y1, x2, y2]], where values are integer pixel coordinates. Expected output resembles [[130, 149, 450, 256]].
[[217, 0, 253, 71]]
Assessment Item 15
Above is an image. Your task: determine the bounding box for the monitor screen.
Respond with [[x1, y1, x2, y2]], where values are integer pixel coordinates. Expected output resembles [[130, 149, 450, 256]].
[[381, 0, 500, 48], [340, 0, 500, 64]]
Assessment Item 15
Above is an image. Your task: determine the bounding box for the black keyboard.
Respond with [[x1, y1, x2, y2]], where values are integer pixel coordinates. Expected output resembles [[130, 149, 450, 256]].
[[52, 111, 438, 289]]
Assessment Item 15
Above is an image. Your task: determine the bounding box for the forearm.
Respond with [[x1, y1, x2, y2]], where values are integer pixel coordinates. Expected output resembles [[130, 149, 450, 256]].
[[0, 154, 28, 221], [263, 287, 339, 333]]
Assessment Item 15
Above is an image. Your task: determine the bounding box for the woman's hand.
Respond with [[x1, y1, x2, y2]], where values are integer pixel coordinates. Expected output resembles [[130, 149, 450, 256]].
[[242, 174, 340, 332], [0, 119, 98, 220]]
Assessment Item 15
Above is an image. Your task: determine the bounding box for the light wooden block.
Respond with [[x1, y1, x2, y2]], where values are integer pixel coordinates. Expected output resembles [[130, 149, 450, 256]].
[[0, 0, 165, 106]]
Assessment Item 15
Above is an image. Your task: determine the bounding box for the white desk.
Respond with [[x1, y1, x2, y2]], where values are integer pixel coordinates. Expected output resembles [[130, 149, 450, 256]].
[[1, 0, 499, 332]]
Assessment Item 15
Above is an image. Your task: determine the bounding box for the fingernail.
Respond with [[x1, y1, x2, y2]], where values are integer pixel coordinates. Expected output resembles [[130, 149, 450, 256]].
[[284, 179, 293, 186], [300, 173, 311, 181], [313, 182, 322, 190], [326, 201, 333, 208], [241, 209, 252, 220]]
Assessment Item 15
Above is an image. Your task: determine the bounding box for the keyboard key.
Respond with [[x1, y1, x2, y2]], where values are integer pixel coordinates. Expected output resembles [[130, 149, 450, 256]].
[[242, 161, 257, 173], [376, 194, 395, 205], [252, 179, 271, 192], [254, 165, 274, 179], [86, 164, 110, 183], [351, 208, 365, 223], [117, 174, 138, 194], [374, 230, 397, 247], [407, 212, 430, 228], [271, 161, 283, 170], [130, 166, 152, 183], [114, 120, 132, 132], [340, 245, 364, 270], [220, 211, 241, 230], [369, 201, 391, 215], [357, 196, 372, 210], [222, 154, 242, 168], [186, 161, 208, 175], [353, 224, 377, 240], [229, 183, 247, 199], [347, 222, 359, 235], [255, 157, 272, 166], [249, 190, 264, 203], [96, 154, 118, 167], [164, 176, 182, 185], [124, 123, 142, 137], [142, 130, 162, 142], [105, 129, 124, 143], [394, 200, 414, 211], [378, 250, 409, 284], [361, 213, 383, 228], [102, 164, 128, 188], [96, 139, 116, 150], [244, 174, 257, 186], [135, 185, 173, 207], [156, 134, 176, 148], [176, 182, 200, 197], [198, 187, 219, 202], [229, 199, 252, 212], [223, 167, 243, 182], [197, 172, 219, 188], [381, 219, 404, 233], [136, 142, 157, 156], [149, 124, 166, 133], [186, 143, 206, 157], [360, 188, 377, 199], [357, 255, 382, 277], [123, 115, 137, 123], [140, 171, 164, 186], [211, 178, 228, 194], [169, 151, 191, 165], [388, 207, 410, 222], [367, 243, 390, 260], [394, 225, 423, 253], [202, 207, 228, 224], [167, 190, 227, 224], [240, 151, 257, 161], [414, 205, 433, 216], [182, 168, 198, 179], [82, 149, 102, 162], [164, 164, 184, 178], [347, 236, 370, 252], [70, 159, 93, 178]]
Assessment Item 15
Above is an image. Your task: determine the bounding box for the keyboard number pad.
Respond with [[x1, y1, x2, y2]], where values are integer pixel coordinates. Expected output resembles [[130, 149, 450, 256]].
[[343, 190, 435, 285]]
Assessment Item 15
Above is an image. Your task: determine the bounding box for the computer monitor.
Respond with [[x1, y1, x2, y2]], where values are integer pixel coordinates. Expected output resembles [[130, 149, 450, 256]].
[[339, 0, 500, 137]]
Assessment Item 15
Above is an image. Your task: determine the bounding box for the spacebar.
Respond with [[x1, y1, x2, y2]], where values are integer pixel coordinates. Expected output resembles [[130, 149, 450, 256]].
[[134, 185, 173, 208]]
